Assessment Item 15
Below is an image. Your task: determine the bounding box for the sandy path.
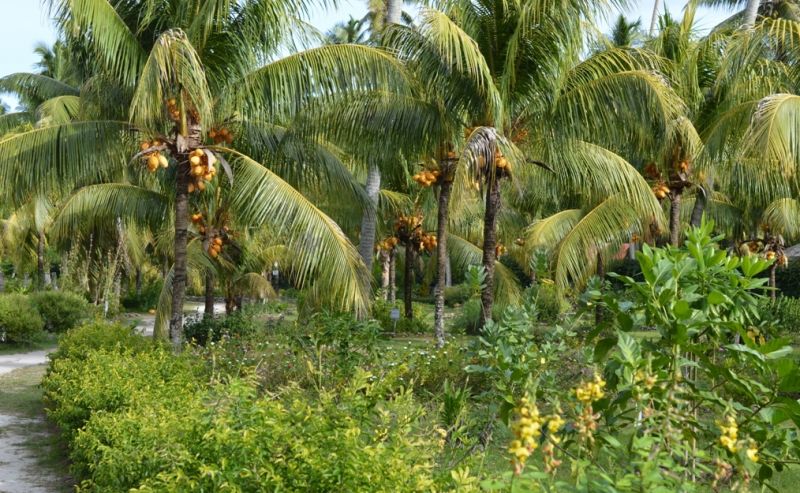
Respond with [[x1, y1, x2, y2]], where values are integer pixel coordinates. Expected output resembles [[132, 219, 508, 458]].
[[0, 351, 50, 376], [0, 413, 62, 493]]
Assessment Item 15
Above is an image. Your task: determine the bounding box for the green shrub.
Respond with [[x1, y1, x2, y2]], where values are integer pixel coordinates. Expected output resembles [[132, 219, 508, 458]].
[[42, 347, 200, 439], [121, 279, 163, 312], [372, 299, 431, 334], [30, 290, 90, 333], [444, 283, 472, 306], [0, 293, 44, 343], [764, 296, 800, 334], [49, 320, 151, 363], [183, 307, 261, 346], [451, 298, 504, 334], [525, 282, 569, 323]]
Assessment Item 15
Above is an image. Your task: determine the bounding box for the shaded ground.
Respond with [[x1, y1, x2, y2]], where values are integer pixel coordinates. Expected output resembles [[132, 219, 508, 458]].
[[0, 365, 71, 493]]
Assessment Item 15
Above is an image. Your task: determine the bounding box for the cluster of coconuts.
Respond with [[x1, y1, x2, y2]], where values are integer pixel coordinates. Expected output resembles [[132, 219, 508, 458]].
[[394, 214, 436, 252], [652, 183, 670, 200], [676, 160, 690, 174], [187, 149, 217, 193], [208, 127, 233, 145], [140, 139, 169, 172], [417, 233, 438, 253], [377, 236, 399, 252], [208, 236, 224, 258], [166, 98, 181, 122], [413, 169, 441, 187], [495, 243, 507, 257]]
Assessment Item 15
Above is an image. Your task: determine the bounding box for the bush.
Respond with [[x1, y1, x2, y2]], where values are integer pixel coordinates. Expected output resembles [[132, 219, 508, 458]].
[[183, 306, 261, 346], [121, 279, 163, 312], [525, 282, 569, 323], [0, 293, 44, 344], [30, 290, 90, 333], [372, 299, 431, 334], [451, 298, 504, 334], [49, 320, 151, 363], [764, 296, 800, 334], [444, 283, 472, 306]]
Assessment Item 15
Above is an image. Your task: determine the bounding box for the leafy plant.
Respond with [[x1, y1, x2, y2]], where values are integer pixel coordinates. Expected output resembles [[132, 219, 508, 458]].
[[30, 290, 90, 332], [0, 293, 44, 343]]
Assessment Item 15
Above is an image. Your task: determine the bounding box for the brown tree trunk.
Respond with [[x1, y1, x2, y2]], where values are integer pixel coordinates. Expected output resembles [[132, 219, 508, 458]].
[[434, 178, 453, 348], [204, 273, 215, 319], [169, 157, 191, 349], [404, 245, 414, 319], [389, 249, 396, 302], [479, 175, 501, 328], [596, 250, 605, 327], [37, 231, 46, 290], [669, 189, 682, 247]]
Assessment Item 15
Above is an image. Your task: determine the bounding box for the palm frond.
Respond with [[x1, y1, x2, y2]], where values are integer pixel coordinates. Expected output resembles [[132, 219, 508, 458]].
[[36, 95, 81, 125], [447, 232, 522, 308], [763, 198, 800, 240], [223, 148, 371, 316]]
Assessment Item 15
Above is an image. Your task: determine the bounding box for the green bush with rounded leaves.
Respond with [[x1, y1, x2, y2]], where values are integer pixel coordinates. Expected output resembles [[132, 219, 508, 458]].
[[30, 290, 91, 333], [0, 293, 44, 343]]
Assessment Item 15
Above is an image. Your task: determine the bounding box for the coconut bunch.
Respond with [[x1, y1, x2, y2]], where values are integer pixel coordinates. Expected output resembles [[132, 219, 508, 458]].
[[675, 160, 690, 174], [187, 149, 217, 193], [413, 169, 441, 187], [166, 98, 181, 122], [208, 127, 234, 145], [208, 236, 224, 258], [139, 139, 169, 172], [377, 236, 399, 252], [652, 183, 670, 200], [394, 214, 423, 242], [417, 233, 437, 253], [495, 243, 507, 257]]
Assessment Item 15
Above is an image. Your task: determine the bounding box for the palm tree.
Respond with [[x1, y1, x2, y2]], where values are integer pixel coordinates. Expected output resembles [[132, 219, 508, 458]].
[[326, 17, 370, 45], [0, 0, 408, 348], [650, 0, 664, 35], [610, 15, 643, 47]]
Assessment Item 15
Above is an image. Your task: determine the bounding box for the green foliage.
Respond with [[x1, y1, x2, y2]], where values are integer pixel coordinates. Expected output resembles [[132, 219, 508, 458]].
[[0, 293, 44, 343], [451, 299, 502, 334], [490, 221, 800, 491], [444, 283, 472, 307], [121, 280, 163, 312], [372, 299, 431, 334], [524, 282, 568, 323], [49, 320, 151, 363], [183, 307, 261, 346], [763, 296, 800, 335], [30, 290, 90, 333]]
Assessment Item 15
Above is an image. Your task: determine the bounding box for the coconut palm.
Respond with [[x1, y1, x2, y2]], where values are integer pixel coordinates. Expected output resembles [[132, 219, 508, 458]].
[[0, 0, 409, 348]]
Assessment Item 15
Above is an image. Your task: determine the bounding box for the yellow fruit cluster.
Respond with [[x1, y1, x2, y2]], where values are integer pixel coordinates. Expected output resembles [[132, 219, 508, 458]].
[[187, 149, 216, 193], [676, 160, 690, 173], [495, 150, 511, 170], [166, 98, 181, 122], [417, 233, 437, 253], [575, 374, 606, 404], [140, 140, 169, 172], [508, 397, 543, 472], [395, 214, 423, 235], [413, 170, 440, 187], [495, 243, 507, 258], [208, 127, 234, 145], [377, 236, 399, 252], [652, 183, 670, 200], [718, 415, 738, 453], [208, 236, 224, 258]]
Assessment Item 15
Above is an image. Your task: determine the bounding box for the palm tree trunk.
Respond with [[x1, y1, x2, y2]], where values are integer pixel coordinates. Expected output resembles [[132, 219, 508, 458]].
[[358, 164, 381, 271], [204, 273, 215, 319], [434, 178, 453, 348], [37, 231, 46, 290], [404, 246, 414, 319], [669, 190, 682, 247], [596, 251, 605, 326], [743, 0, 761, 29], [0, 267, 4, 293], [386, 0, 401, 24], [380, 250, 390, 299], [479, 176, 502, 328], [770, 262, 777, 300], [433, 177, 453, 347], [169, 161, 190, 349], [135, 268, 142, 296], [649, 0, 663, 36], [690, 186, 707, 228], [389, 249, 396, 302]]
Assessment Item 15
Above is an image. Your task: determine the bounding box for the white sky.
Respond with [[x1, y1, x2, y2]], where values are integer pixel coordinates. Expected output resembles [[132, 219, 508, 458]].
[[0, 0, 735, 109]]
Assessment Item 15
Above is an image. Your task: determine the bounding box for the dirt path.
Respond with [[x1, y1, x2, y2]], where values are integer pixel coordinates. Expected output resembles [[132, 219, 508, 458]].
[[0, 351, 49, 376], [0, 366, 71, 493]]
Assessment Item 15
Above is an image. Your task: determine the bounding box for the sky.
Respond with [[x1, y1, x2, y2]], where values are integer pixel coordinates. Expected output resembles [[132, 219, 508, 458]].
[[0, 0, 736, 110]]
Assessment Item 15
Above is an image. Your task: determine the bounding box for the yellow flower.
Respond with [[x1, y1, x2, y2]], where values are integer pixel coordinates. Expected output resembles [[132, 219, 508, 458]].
[[746, 443, 759, 462], [720, 435, 738, 453], [547, 415, 565, 434]]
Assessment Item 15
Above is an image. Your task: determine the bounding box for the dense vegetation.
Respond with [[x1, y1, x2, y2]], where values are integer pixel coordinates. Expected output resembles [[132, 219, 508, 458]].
[[3, 0, 800, 491]]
